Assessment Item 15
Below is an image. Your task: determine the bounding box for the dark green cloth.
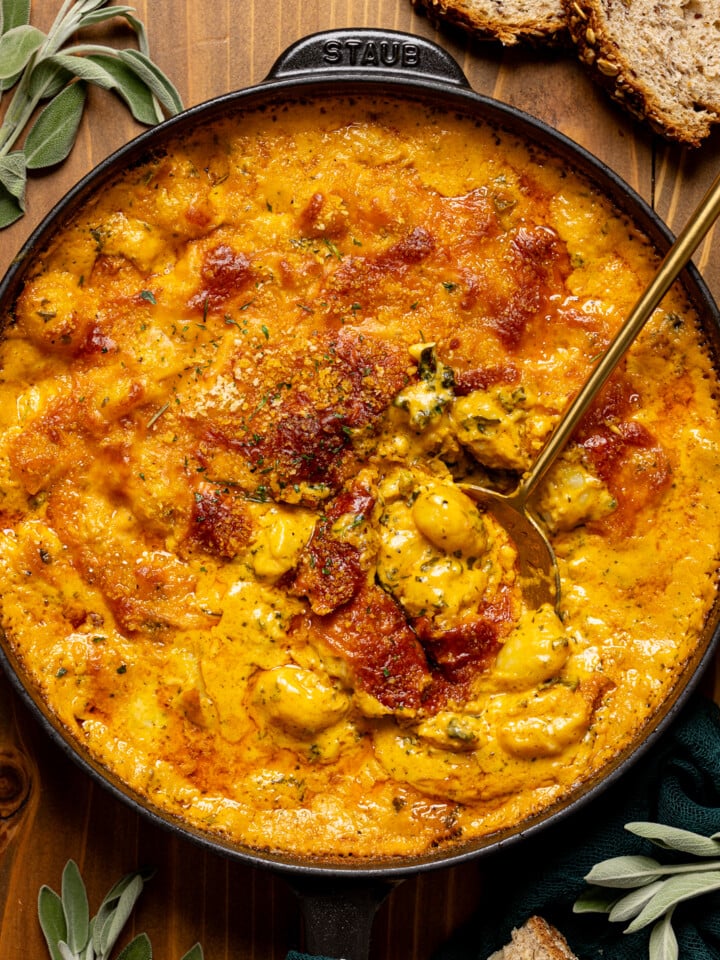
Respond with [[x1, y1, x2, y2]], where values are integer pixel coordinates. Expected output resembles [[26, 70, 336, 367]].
[[434, 694, 720, 960], [286, 954, 333, 960]]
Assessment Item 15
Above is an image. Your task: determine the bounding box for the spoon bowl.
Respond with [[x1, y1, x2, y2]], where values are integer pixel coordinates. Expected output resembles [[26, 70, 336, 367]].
[[462, 485, 559, 607], [462, 167, 720, 609]]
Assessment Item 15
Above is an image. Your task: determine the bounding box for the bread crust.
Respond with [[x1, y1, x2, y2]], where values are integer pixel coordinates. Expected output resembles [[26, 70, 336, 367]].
[[563, 0, 720, 146], [412, 0, 719, 145], [487, 915, 578, 959], [411, 0, 569, 47]]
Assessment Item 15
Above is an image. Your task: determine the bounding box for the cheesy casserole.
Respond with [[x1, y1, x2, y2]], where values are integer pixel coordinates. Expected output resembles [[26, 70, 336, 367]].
[[1, 96, 719, 858]]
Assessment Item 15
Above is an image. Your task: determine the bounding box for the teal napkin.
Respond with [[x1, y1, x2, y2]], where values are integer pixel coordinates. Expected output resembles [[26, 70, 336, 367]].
[[434, 694, 720, 960], [286, 954, 332, 960]]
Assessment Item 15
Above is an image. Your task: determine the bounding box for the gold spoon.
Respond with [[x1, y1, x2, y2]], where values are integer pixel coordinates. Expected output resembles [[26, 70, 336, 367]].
[[462, 168, 720, 610]]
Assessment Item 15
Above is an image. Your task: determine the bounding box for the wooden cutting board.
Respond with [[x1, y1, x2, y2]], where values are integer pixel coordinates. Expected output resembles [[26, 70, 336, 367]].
[[0, 2, 718, 957]]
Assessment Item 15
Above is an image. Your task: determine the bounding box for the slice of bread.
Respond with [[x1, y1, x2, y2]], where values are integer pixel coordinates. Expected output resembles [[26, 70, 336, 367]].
[[411, 0, 569, 46], [564, 0, 720, 145], [487, 915, 579, 959]]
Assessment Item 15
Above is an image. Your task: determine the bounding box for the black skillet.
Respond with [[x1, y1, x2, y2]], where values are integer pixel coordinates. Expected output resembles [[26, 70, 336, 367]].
[[1, 28, 720, 960]]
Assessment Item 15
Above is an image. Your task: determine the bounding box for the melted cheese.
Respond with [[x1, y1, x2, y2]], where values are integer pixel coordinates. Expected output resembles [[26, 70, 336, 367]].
[[0, 96, 719, 859]]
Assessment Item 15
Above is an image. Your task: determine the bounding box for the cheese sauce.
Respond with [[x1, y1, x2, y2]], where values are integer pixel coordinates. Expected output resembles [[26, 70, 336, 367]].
[[1, 96, 719, 858]]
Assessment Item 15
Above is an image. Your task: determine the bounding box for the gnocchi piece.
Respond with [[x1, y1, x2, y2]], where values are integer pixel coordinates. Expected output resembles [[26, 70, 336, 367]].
[[250, 665, 351, 737], [246, 504, 316, 580], [14, 270, 99, 352], [491, 604, 571, 688], [450, 387, 530, 470], [371, 723, 488, 802], [377, 474, 491, 620], [94, 212, 168, 273], [537, 448, 616, 532], [497, 684, 593, 759], [414, 711, 486, 751], [412, 483, 488, 555]]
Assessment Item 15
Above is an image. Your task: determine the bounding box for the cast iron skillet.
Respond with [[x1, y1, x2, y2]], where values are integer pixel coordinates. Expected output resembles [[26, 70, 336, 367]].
[[2, 28, 720, 960]]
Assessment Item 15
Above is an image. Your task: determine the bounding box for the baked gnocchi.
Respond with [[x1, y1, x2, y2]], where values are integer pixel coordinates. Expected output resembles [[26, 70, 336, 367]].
[[0, 96, 718, 858]]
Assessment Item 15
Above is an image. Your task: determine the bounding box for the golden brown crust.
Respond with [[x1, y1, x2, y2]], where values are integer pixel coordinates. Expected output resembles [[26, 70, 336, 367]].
[[411, 0, 570, 47], [563, 0, 720, 146]]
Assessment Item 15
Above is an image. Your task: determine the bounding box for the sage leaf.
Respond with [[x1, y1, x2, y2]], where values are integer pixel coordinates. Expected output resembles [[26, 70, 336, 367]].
[[115, 932, 153, 960], [24, 81, 87, 169], [1, 0, 32, 89], [84, 918, 97, 960], [625, 821, 720, 858], [113, 11, 149, 57], [608, 879, 665, 922], [38, 885, 68, 960], [1, 0, 31, 35], [75, 3, 135, 21], [0, 180, 24, 227], [76, 0, 113, 14], [573, 886, 619, 913], [43, 52, 120, 90], [86, 54, 162, 124], [57, 942, 76, 960], [77, 7, 150, 56], [0, 150, 26, 200], [585, 854, 666, 888], [0, 23, 44, 80], [648, 910, 679, 960], [92, 871, 145, 954], [98, 868, 152, 911], [117, 49, 182, 114], [99, 873, 144, 957], [28, 60, 75, 100], [96, 911, 117, 958], [61, 859, 90, 954], [180, 944, 205, 960], [0, 65, 22, 92], [624, 870, 720, 933]]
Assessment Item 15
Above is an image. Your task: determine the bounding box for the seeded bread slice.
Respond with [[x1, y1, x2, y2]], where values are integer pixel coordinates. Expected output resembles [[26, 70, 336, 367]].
[[411, 0, 569, 46], [487, 915, 579, 959], [564, 0, 720, 145]]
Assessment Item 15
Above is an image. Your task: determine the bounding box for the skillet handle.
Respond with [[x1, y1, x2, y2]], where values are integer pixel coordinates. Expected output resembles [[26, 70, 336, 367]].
[[265, 28, 470, 89], [287, 877, 399, 960]]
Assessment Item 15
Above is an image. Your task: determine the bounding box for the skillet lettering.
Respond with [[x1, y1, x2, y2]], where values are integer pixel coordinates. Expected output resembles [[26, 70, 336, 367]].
[[322, 38, 419, 68]]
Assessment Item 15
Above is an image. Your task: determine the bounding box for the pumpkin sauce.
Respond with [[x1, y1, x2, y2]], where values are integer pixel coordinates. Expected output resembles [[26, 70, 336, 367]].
[[1, 97, 719, 858]]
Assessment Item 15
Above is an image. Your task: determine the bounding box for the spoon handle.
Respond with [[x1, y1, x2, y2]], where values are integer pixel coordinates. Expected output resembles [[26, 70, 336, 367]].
[[521, 167, 720, 502]]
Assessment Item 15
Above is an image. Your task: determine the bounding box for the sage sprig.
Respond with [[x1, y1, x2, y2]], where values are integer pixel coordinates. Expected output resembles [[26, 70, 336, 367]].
[[38, 859, 203, 960], [574, 821, 720, 960], [0, 0, 183, 229]]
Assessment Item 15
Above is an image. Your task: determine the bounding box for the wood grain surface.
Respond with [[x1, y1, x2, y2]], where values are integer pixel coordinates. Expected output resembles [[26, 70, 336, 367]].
[[0, 3, 718, 958]]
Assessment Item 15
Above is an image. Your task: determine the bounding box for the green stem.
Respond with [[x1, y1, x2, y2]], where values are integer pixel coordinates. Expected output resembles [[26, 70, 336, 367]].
[[49, 0, 83, 50], [0, 59, 40, 156]]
